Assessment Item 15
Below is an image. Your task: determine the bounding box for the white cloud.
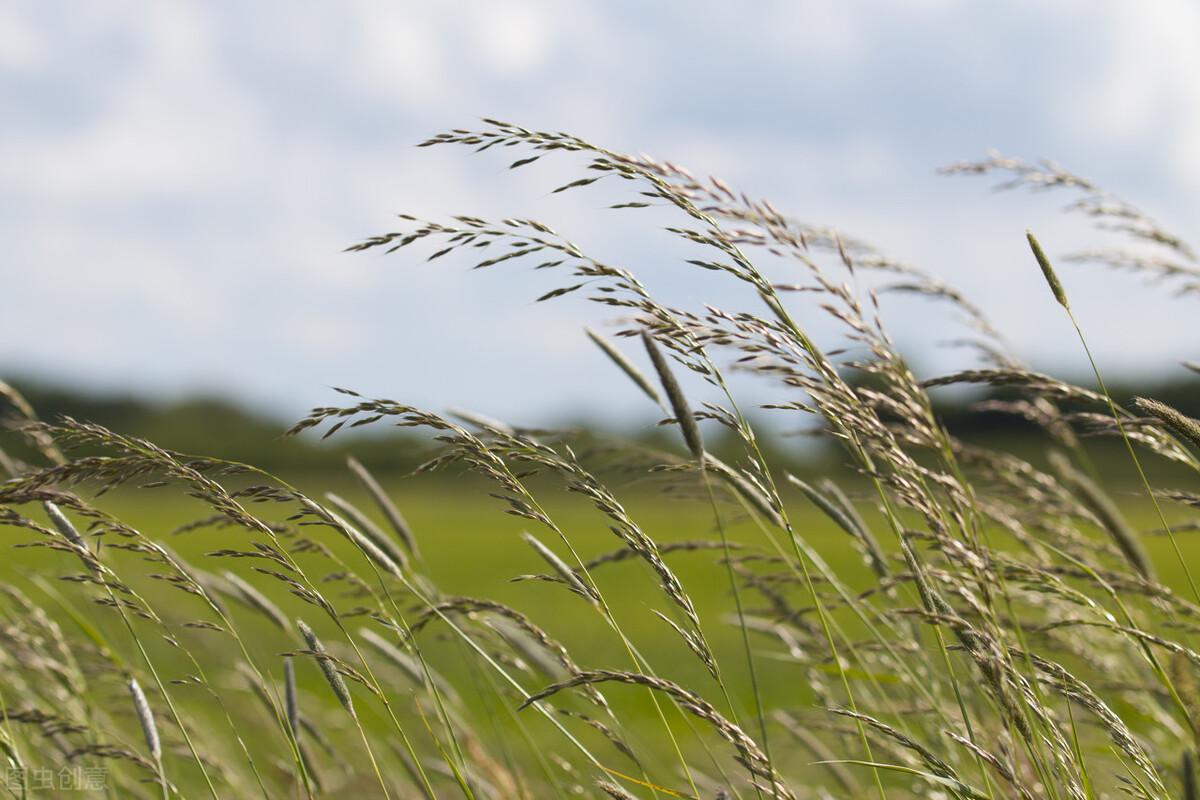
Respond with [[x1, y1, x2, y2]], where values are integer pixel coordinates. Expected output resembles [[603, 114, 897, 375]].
[[1061, 0, 1200, 182], [471, 2, 554, 75], [347, 4, 447, 104], [0, 8, 47, 72]]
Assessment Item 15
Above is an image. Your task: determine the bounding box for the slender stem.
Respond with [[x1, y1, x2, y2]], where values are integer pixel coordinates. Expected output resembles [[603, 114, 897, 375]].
[[1066, 310, 1200, 606]]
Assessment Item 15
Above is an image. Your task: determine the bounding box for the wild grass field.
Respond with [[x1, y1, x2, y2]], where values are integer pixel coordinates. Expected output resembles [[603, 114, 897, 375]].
[[2, 122, 1200, 800]]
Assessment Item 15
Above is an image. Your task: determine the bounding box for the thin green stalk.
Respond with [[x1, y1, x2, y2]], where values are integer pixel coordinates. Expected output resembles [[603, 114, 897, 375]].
[[1027, 231, 1200, 605], [1065, 700, 1096, 800], [700, 470, 770, 800], [1067, 314, 1199, 603]]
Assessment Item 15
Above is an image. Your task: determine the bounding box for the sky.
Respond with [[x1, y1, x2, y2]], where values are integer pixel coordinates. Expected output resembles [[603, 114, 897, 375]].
[[3, 1, 1198, 428]]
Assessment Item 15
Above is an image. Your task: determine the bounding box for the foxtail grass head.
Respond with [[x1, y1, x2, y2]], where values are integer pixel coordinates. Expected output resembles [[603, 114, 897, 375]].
[[1026, 231, 1070, 310], [1135, 396, 1200, 451]]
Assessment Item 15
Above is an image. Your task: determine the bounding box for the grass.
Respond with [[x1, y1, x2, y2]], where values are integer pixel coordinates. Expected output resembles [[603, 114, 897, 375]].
[[2, 121, 1200, 798]]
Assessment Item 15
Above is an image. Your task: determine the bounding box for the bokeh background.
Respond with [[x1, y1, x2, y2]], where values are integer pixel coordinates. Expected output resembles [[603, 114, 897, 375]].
[[3, 1, 1196, 427]]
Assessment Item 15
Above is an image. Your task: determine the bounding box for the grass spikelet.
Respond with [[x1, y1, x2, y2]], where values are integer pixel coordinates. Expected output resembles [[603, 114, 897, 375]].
[[130, 675, 167, 798], [787, 474, 888, 577], [345, 455, 419, 556], [43, 500, 85, 549], [221, 571, 290, 631], [128, 676, 162, 760], [297, 619, 356, 719], [705, 454, 784, 528], [641, 330, 704, 461], [586, 327, 662, 407], [556, 708, 638, 764], [596, 779, 638, 799], [308, 499, 404, 579], [817, 479, 887, 573], [1026, 230, 1070, 310], [448, 407, 513, 434], [360, 627, 461, 705], [325, 491, 410, 571], [284, 656, 299, 742], [43, 500, 100, 575], [652, 609, 718, 678], [520, 531, 598, 603], [1135, 396, 1200, 450]]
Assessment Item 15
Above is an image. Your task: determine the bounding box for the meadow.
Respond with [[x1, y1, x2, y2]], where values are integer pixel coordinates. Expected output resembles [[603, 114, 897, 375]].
[[2, 121, 1200, 799]]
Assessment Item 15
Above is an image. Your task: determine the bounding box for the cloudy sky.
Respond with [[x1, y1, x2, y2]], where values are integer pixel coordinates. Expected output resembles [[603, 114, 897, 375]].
[[3, 1, 1197, 426]]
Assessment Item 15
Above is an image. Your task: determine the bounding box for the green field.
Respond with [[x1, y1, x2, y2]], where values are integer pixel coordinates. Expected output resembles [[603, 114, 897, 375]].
[[3, 465, 1197, 798]]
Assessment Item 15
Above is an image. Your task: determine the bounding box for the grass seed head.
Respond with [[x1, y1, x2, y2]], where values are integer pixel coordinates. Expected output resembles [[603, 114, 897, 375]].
[[586, 327, 663, 407], [297, 619, 356, 719], [128, 677, 161, 761], [284, 656, 300, 742], [641, 329, 704, 461], [1027, 230, 1070, 310], [1135, 396, 1200, 450]]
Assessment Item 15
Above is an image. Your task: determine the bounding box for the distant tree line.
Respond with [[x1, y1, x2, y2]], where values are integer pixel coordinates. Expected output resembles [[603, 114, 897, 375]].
[[2, 374, 1197, 478]]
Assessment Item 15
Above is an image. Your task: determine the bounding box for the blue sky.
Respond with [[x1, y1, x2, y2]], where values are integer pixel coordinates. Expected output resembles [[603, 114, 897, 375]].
[[3, 1, 1197, 426]]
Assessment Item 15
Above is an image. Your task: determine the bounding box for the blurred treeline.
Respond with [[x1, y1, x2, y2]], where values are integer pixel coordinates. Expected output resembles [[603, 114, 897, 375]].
[[2, 375, 1198, 480]]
